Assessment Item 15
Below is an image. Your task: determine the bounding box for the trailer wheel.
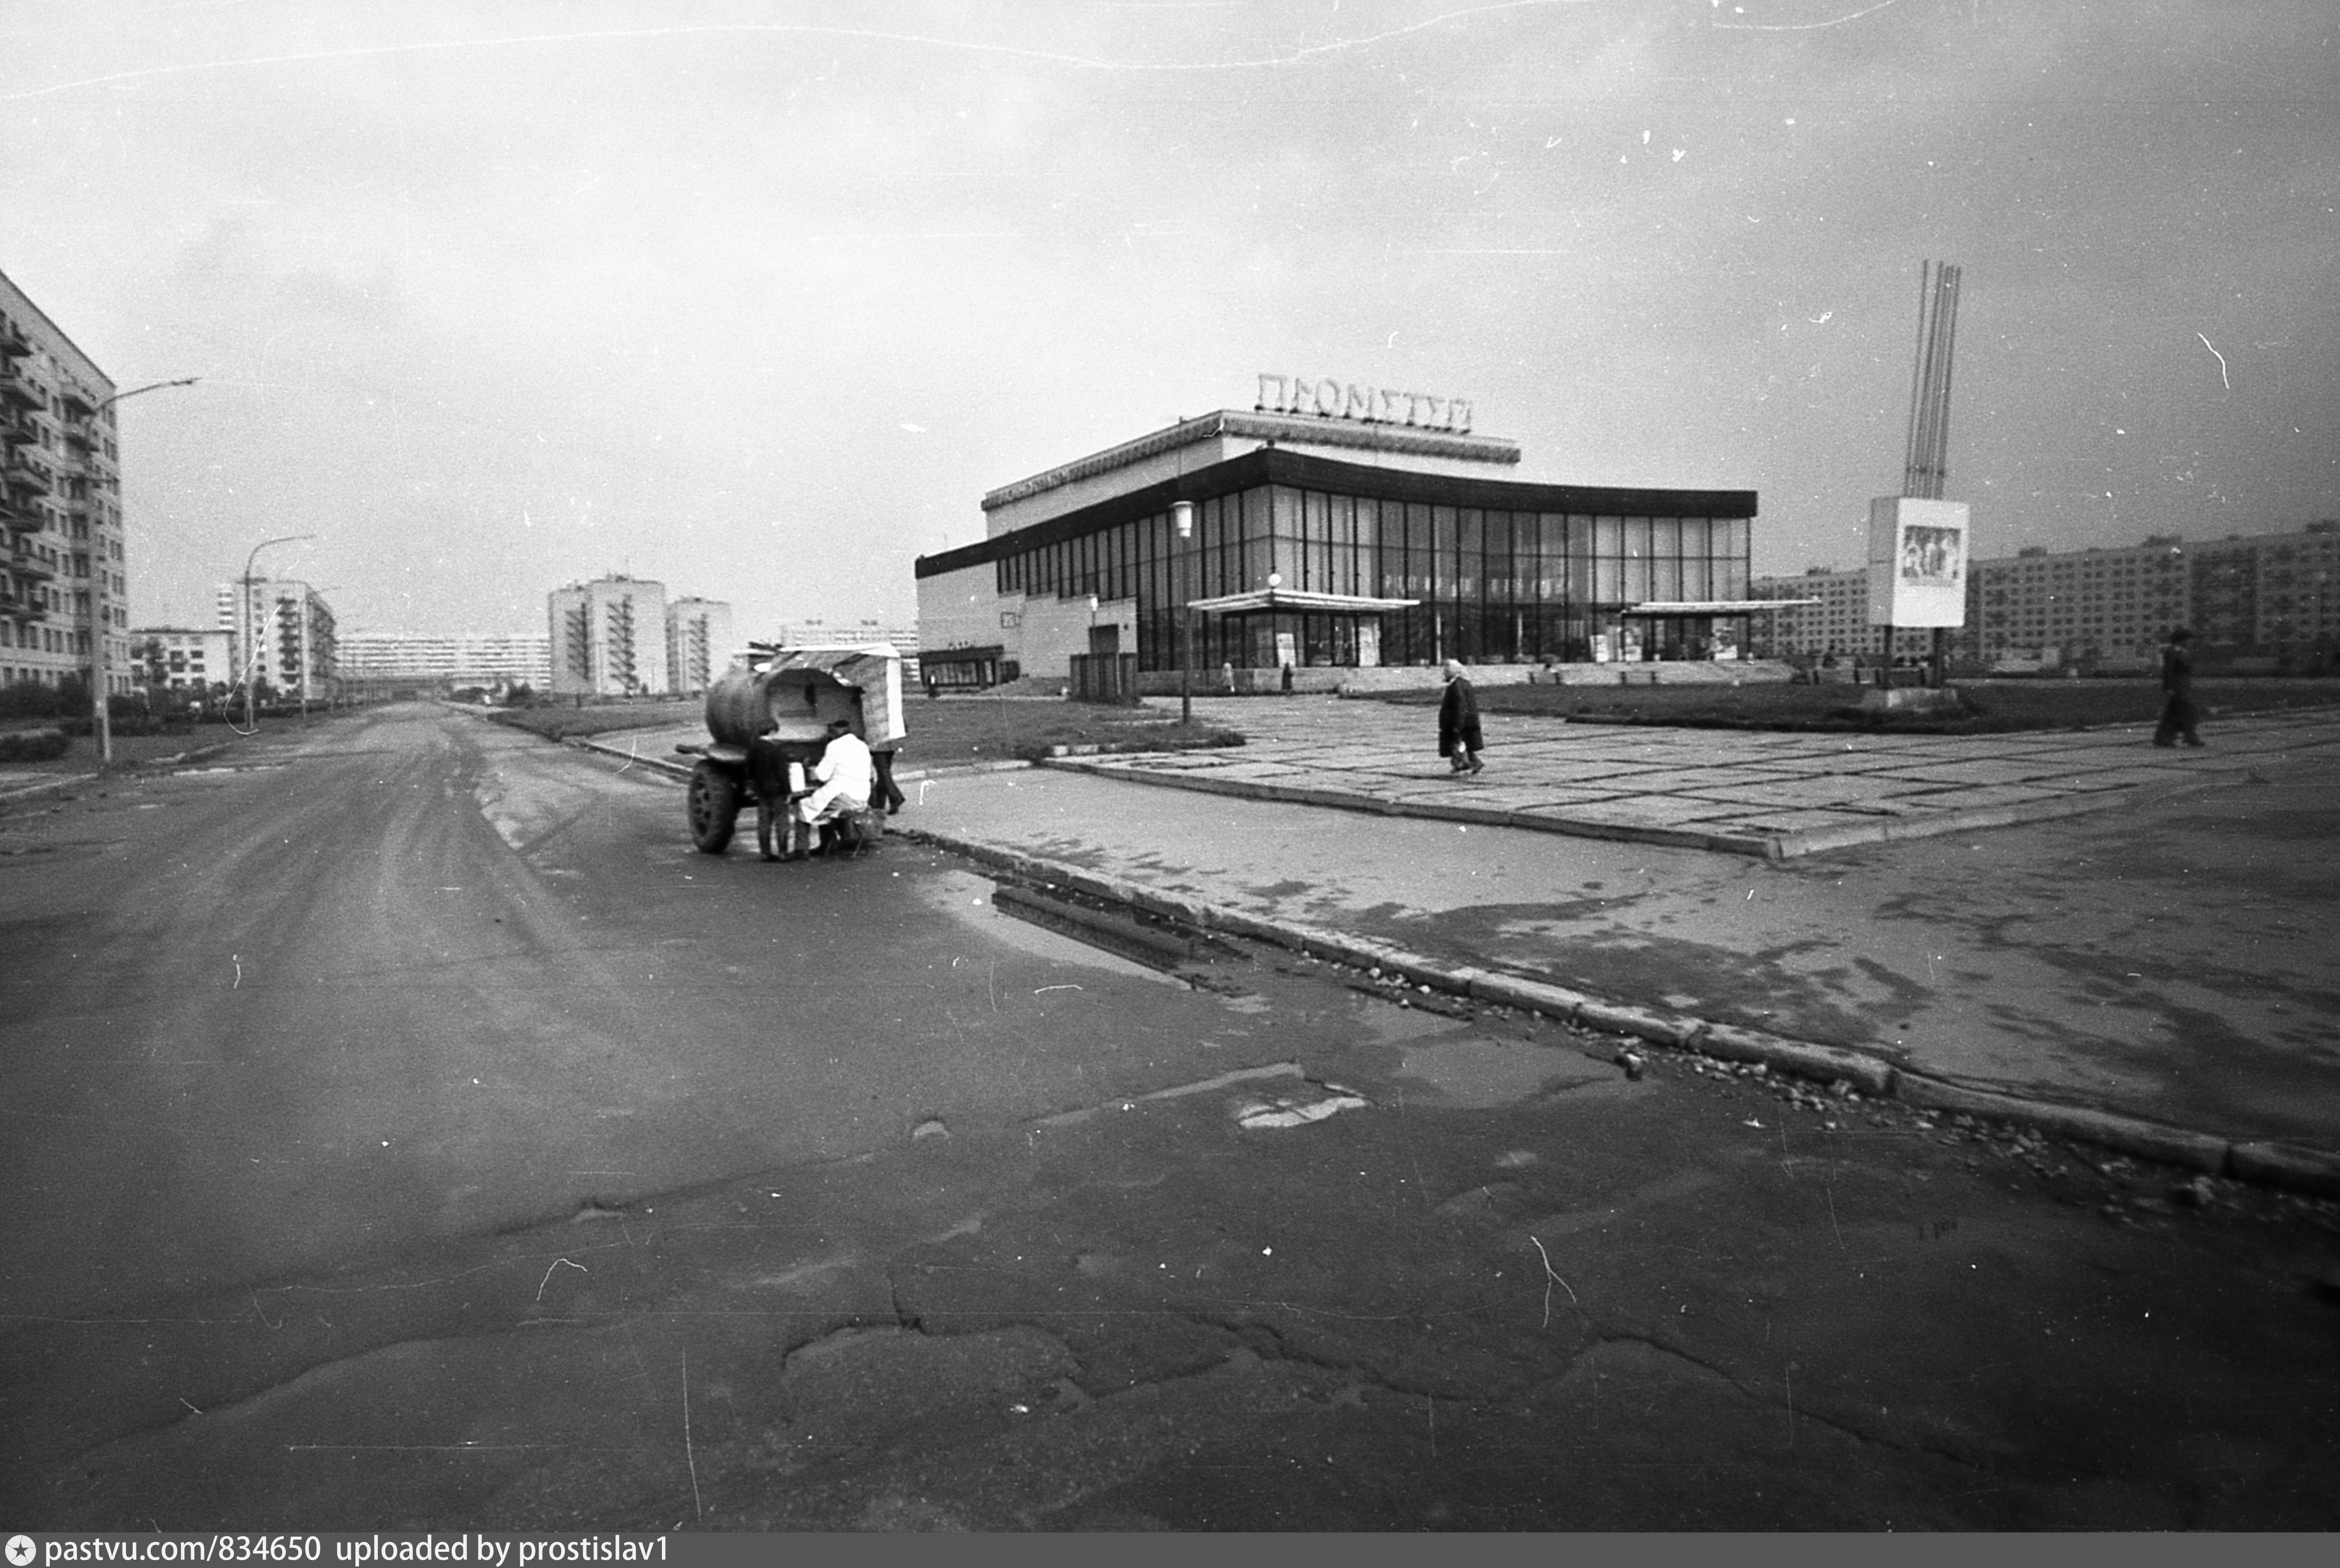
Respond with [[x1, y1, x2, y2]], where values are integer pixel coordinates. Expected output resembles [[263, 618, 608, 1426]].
[[688, 761, 741, 853]]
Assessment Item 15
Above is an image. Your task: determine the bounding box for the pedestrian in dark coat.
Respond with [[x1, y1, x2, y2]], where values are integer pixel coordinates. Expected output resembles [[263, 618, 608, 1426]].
[[1438, 659, 1483, 773], [2153, 627, 2204, 747]]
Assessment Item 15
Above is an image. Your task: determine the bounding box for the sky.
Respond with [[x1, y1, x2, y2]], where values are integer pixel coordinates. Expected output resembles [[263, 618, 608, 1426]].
[[2, 0, 2333, 641]]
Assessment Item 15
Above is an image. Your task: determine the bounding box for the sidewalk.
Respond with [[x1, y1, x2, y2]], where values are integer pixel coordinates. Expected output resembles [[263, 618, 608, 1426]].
[[1053, 695, 2340, 857], [586, 702, 2340, 1182]]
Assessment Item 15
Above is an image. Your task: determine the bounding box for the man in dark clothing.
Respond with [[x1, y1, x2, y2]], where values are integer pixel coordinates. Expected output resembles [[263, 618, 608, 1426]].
[[1438, 659, 1483, 774], [2153, 627, 2204, 748]]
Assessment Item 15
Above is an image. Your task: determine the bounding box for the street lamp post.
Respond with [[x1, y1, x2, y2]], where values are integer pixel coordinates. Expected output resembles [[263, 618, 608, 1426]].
[[1171, 501, 1195, 725], [240, 533, 316, 731], [81, 377, 199, 764]]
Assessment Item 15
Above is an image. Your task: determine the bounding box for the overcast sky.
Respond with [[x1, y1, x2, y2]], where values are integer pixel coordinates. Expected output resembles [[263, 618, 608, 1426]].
[[3, 0, 2333, 640]]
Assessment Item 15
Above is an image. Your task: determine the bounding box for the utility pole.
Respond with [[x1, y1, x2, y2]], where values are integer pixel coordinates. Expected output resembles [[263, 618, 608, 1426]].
[[239, 534, 316, 731], [79, 377, 197, 763]]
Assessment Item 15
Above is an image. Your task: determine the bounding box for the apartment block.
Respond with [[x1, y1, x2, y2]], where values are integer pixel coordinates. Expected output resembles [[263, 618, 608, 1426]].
[[1754, 521, 2340, 669], [337, 630, 552, 689], [214, 577, 339, 702], [1, 268, 128, 693], [129, 626, 231, 694], [664, 597, 734, 695], [548, 575, 668, 696]]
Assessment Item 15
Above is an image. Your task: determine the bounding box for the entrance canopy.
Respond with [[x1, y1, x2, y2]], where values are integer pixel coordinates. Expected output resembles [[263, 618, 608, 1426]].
[[1622, 599, 1819, 616], [1184, 587, 1420, 614]]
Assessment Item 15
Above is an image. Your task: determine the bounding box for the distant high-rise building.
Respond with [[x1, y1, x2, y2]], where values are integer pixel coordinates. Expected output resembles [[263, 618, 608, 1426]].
[[665, 597, 734, 695], [336, 630, 551, 689], [2, 267, 127, 693], [548, 575, 667, 696], [214, 577, 337, 701]]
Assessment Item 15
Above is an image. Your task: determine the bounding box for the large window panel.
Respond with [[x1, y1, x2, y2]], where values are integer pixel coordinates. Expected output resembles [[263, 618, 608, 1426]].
[[1678, 517, 1711, 601], [1649, 518, 1681, 602]]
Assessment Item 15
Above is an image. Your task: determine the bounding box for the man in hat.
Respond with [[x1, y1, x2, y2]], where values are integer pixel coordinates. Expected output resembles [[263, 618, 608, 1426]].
[[2153, 628, 2204, 748], [1438, 659, 1483, 774]]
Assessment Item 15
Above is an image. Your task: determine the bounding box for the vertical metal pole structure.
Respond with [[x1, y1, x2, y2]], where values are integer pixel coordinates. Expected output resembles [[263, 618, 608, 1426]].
[[79, 378, 198, 763], [1899, 261, 1964, 687], [1172, 501, 1195, 725], [239, 533, 315, 730]]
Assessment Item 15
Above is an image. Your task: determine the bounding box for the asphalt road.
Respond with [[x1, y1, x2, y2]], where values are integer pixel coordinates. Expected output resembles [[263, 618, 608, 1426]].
[[0, 704, 1314, 1326], [5, 705, 2337, 1530]]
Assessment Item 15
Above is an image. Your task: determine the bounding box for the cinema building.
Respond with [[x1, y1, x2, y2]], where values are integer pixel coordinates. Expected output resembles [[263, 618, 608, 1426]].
[[914, 402, 1760, 690]]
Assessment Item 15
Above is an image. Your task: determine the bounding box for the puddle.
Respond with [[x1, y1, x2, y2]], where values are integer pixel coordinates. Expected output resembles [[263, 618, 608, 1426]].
[[1235, 1084, 1370, 1130], [1393, 1037, 1613, 1109], [1345, 991, 1463, 1046]]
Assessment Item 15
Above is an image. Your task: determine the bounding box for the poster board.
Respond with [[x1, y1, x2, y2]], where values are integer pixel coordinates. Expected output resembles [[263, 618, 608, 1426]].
[[1866, 497, 1970, 628]]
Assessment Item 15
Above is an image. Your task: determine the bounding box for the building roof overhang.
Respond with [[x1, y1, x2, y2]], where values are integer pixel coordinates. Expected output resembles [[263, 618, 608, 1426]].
[[981, 409, 1520, 513], [1622, 599, 1822, 615], [917, 447, 1760, 580]]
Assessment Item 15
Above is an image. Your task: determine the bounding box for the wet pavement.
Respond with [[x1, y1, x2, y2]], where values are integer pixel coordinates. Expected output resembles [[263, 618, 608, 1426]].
[[590, 698, 2340, 1157]]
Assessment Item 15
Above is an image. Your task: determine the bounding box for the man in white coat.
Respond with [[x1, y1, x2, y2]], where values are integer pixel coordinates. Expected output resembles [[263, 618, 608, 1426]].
[[796, 718, 874, 827]]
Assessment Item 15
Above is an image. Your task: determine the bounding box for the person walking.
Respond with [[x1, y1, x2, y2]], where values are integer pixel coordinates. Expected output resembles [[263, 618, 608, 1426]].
[[1438, 659, 1483, 774], [2153, 627, 2204, 748]]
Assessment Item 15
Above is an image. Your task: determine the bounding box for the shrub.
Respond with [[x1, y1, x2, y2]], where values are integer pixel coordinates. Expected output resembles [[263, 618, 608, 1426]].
[[0, 727, 70, 763]]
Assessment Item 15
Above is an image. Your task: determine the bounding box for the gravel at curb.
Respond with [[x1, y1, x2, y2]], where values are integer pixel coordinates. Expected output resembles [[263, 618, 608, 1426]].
[[890, 819, 2340, 1201]]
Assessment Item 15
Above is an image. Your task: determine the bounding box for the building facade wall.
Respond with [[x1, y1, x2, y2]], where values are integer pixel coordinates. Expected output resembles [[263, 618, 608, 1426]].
[[1, 268, 127, 693], [663, 598, 734, 695], [548, 576, 668, 696], [921, 442, 1755, 677]]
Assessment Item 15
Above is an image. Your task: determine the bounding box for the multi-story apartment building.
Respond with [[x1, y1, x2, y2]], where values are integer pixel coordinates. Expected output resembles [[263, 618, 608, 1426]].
[[663, 597, 734, 695], [1, 268, 129, 694], [336, 630, 552, 690], [129, 626, 231, 695], [1753, 521, 2340, 670], [775, 617, 917, 651], [548, 575, 667, 696], [214, 577, 338, 702], [1745, 566, 1938, 663]]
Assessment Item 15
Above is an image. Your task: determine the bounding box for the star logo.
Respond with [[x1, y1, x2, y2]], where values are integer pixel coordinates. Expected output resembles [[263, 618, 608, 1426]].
[[6, 1535, 37, 1567]]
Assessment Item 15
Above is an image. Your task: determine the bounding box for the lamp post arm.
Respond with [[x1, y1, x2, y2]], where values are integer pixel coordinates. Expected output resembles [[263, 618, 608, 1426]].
[[80, 377, 200, 766]]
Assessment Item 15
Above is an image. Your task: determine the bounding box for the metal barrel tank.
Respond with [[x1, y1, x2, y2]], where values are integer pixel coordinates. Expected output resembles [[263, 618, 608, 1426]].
[[702, 665, 775, 748]]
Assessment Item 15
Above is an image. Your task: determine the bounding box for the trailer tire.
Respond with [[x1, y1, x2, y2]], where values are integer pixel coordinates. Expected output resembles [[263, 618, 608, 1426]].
[[688, 760, 741, 854]]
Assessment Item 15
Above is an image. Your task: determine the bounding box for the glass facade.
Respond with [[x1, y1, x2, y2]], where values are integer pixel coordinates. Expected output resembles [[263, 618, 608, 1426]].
[[987, 481, 1752, 672]]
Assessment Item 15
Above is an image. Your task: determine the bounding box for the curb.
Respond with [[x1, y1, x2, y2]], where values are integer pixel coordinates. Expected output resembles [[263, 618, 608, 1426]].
[[0, 741, 240, 806], [1035, 753, 2213, 861], [886, 817, 2340, 1202]]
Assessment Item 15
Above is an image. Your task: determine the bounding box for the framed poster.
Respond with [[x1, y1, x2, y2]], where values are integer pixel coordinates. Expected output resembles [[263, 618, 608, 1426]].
[[1866, 497, 1970, 628]]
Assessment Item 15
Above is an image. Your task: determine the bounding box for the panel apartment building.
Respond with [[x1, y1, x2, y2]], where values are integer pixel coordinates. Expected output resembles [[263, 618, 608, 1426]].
[[337, 630, 552, 691], [548, 576, 736, 698], [214, 577, 337, 702], [1, 268, 130, 693], [1752, 521, 2340, 670], [665, 597, 733, 696], [128, 626, 231, 695]]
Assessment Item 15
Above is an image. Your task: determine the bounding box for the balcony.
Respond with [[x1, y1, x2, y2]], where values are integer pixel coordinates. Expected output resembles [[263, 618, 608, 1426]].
[[3, 451, 53, 495], [6, 545, 55, 581], [0, 359, 41, 408]]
